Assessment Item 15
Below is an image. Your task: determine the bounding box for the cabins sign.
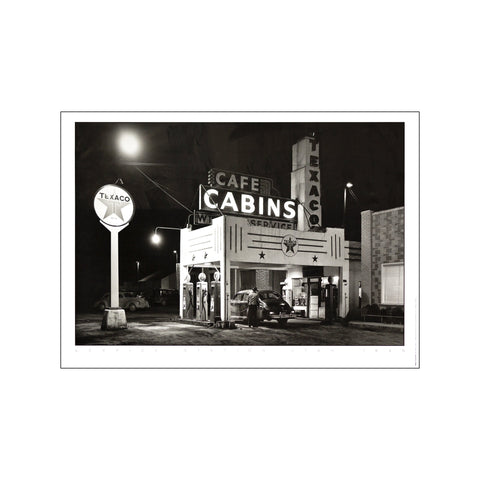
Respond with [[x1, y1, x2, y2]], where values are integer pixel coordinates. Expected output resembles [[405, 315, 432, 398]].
[[199, 186, 297, 224]]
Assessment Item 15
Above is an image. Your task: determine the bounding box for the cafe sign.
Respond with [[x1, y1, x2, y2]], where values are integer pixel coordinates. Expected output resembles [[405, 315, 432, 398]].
[[208, 168, 273, 195]]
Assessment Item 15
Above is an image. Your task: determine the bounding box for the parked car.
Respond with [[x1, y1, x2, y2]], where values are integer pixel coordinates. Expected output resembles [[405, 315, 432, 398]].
[[94, 292, 150, 312], [230, 289, 295, 326], [154, 288, 179, 306]]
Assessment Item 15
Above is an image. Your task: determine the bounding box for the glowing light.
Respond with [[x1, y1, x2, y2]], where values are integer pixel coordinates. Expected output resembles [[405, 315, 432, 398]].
[[117, 130, 142, 158], [151, 233, 161, 245], [346, 182, 353, 188]]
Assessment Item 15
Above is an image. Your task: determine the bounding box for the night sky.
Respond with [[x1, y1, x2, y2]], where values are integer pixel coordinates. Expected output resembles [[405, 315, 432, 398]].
[[76, 122, 404, 310]]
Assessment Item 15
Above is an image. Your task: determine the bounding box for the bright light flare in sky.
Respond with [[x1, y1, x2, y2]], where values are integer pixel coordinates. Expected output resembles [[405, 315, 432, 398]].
[[117, 130, 142, 158]]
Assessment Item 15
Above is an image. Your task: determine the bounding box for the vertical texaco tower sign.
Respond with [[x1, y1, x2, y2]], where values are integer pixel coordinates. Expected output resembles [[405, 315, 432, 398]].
[[93, 184, 135, 227]]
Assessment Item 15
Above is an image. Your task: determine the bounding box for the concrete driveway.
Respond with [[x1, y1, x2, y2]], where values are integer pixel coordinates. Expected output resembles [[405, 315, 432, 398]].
[[75, 308, 404, 346]]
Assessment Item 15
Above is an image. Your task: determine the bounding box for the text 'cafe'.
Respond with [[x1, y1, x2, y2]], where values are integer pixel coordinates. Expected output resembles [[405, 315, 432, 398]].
[[179, 136, 361, 323]]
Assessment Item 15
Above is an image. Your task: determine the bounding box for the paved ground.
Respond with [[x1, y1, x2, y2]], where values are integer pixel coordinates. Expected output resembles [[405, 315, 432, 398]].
[[76, 307, 404, 346]]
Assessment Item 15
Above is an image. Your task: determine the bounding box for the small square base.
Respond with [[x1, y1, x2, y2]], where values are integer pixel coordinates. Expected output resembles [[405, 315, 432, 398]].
[[101, 308, 128, 330]]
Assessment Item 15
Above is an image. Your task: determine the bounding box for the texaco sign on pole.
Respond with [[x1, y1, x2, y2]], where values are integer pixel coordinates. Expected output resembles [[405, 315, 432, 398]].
[[93, 184, 134, 329]]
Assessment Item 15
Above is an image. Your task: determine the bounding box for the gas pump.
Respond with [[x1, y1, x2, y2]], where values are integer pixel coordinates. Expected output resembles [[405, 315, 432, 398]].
[[182, 274, 194, 319], [324, 276, 338, 324], [209, 271, 221, 322], [342, 279, 348, 318], [196, 272, 209, 321]]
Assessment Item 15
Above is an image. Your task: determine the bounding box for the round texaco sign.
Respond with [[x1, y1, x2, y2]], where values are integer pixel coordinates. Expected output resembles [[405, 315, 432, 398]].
[[281, 234, 298, 257], [93, 184, 135, 227]]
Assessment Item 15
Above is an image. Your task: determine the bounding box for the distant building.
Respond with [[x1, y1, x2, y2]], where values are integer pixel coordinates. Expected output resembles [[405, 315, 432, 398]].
[[361, 207, 404, 308]]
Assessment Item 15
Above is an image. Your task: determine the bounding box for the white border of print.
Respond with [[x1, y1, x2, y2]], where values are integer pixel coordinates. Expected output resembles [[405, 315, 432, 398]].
[[61, 111, 419, 368]]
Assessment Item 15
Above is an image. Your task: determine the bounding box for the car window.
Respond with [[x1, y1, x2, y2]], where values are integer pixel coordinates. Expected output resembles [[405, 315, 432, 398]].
[[260, 291, 281, 299]]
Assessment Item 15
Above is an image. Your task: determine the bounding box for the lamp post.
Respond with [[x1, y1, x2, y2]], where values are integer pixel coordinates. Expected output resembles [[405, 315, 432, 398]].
[[151, 226, 185, 266], [151, 226, 185, 298], [136, 260, 140, 282], [343, 182, 353, 229], [151, 226, 185, 245]]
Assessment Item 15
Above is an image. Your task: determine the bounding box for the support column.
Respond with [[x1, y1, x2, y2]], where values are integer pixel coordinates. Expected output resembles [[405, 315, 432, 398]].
[[361, 210, 373, 306], [110, 228, 120, 308], [220, 216, 230, 322], [101, 223, 128, 330], [179, 264, 189, 318]]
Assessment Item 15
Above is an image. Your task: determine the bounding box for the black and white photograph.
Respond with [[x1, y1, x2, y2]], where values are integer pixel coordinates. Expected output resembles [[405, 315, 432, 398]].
[[62, 111, 419, 367], [4, 2, 480, 480]]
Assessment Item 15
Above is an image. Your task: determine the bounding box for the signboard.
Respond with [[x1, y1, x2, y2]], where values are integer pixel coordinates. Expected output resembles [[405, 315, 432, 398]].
[[93, 184, 135, 227], [194, 210, 214, 225], [92, 183, 134, 327], [199, 186, 297, 223], [208, 168, 274, 195], [291, 137, 321, 228]]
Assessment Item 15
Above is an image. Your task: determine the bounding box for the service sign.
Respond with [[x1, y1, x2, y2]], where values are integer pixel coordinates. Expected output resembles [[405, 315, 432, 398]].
[[208, 168, 273, 195], [93, 184, 135, 227], [199, 185, 297, 223]]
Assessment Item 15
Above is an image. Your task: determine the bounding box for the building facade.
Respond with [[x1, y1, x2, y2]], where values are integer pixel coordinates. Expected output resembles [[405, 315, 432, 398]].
[[361, 206, 405, 307], [178, 136, 361, 322]]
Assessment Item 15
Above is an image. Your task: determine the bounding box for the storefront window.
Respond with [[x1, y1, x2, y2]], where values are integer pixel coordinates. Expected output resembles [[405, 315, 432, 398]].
[[292, 278, 307, 307], [381, 263, 404, 305]]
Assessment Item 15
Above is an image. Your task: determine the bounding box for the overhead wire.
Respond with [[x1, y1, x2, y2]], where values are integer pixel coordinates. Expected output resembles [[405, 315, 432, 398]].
[[348, 188, 360, 203], [134, 166, 193, 214]]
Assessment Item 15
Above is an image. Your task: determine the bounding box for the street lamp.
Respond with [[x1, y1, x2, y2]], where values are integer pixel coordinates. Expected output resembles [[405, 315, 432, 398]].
[[150, 226, 185, 245], [136, 260, 140, 282], [343, 182, 353, 229], [173, 250, 179, 263], [117, 130, 142, 158]]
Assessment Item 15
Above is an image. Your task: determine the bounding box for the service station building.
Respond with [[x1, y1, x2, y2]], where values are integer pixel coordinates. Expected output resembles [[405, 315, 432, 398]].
[[178, 136, 361, 323]]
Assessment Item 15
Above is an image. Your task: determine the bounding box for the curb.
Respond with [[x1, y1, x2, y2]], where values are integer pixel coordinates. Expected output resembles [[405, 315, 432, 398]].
[[348, 321, 404, 333], [168, 317, 214, 327], [167, 317, 237, 329]]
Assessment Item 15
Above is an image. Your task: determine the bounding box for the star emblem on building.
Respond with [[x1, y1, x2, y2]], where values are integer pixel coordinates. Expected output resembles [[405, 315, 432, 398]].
[[283, 237, 297, 253], [312, 255, 318, 262], [259, 251, 265, 259], [281, 234, 298, 257]]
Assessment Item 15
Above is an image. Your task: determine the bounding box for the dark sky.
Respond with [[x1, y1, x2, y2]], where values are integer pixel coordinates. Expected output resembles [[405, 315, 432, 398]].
[[76, 122, 404, 309]]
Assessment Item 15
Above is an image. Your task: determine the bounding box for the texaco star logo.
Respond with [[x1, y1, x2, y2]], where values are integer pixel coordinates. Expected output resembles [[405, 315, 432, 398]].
[[93, 184, 134, 227], [281, 234, 298, 257]]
